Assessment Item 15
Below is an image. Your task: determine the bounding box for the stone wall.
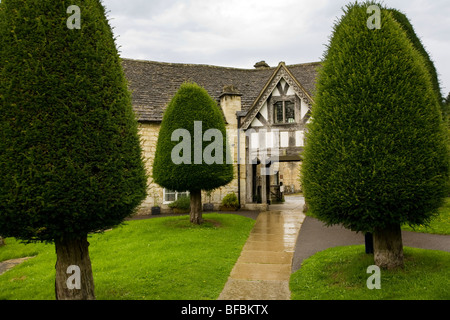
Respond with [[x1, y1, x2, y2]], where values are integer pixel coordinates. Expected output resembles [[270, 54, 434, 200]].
[[137, 122, 163, 214], [134, 121, 300, 215], [136, 120, 248, 215], [278, 162, 302, 194], [134, 91, 258, 215]]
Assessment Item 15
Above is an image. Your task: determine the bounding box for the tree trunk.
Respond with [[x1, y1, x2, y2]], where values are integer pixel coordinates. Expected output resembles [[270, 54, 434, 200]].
[[55, 237, 95, 300], [373, 224, 404, 270], [190, 190, 203, 225], [0, 236, 5, 246], [365, 232, 374, 254]]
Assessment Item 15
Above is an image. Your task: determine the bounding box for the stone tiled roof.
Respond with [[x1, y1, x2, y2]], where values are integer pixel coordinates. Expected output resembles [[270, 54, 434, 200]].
[[121, 59, 320, 122]]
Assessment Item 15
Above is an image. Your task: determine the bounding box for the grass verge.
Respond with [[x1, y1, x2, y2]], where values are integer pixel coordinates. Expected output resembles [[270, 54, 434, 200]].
[[401, 198, 450, 235], [0, 213, 255, 300], [304, 198, 450, 235], [290, 245, 450, 300]]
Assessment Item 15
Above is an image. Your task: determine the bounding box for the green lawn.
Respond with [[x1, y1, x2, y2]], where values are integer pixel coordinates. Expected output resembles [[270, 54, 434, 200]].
[[0, 213, 255, 300], [292, 198, 450, 300], [290, 245, 450, 300], [401, 198, 450, 235]]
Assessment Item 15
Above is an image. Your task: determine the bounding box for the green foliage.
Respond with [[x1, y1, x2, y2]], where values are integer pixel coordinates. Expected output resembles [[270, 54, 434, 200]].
[[301, 2, 450, 233], [0, 214, 255, 300], [221, 192, 239, 209], [388, 9, 443, 105], [305, 197, 450, 235], [401, 197, 450, 235], [152, 82, 233, 192], [168, 196, 191, 210], [388, 8, 449, 127], [0, 0, 148, 242], [445, 92, 450, 127]]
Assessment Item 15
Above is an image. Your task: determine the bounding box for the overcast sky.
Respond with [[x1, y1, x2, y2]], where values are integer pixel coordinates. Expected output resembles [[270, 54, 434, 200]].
[[102, 0, 450, 95]]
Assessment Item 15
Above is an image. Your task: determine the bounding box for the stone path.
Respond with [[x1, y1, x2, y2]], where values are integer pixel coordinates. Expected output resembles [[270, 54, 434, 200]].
[[218, 197, 305, 300], [0, 257, 34, 276], [219, 194, 450, 300]]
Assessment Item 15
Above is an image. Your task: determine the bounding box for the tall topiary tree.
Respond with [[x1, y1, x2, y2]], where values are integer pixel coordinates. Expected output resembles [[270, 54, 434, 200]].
[[153, 82, 233, 224], [0, 0, 147, 299], [301, 2, 449, 269]]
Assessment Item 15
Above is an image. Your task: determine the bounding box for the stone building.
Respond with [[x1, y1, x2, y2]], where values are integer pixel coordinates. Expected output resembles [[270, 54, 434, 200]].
[[122, 59, 319, 213]]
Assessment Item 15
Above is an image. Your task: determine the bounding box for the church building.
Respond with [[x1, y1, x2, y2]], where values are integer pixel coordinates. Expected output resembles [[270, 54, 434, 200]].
[[122, 59, 320, 213]]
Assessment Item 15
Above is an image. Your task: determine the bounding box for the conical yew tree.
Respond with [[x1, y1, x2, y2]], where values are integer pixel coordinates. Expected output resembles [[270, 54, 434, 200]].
[[153, 82, 233, 224], [0, 0, 147, 299], [301, 2, 449, 269]]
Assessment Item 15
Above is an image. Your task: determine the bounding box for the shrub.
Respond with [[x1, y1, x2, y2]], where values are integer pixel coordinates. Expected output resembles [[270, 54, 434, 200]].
[[152, 82, 233, 224], [221, 192, 239, 209], [168, 196, 191, 211]]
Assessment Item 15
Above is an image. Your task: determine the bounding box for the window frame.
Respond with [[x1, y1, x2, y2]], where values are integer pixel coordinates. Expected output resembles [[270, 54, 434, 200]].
[[163, 189, 190, 204], [272, 97, 296, 125]]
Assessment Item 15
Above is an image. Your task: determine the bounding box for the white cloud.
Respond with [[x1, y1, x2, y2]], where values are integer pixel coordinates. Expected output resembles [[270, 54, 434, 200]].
[[103, 0, 450, 92], [107, 0, 332, 65]]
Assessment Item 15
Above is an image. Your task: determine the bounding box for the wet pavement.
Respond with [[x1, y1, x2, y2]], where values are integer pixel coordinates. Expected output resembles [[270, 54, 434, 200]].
[[218, 196, 305, 300], [219, 194, 450, 300], [292, 214, 450, 273]]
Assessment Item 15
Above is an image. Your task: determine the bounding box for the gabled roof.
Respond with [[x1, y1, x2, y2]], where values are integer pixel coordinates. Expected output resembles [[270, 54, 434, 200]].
[[121, 58, 320, 122], [241, 62, 316, 130]]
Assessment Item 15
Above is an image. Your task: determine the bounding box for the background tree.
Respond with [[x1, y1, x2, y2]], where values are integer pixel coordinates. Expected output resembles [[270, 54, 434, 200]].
[[0, 0, 147, 299], [301, 2, 449, 269], [445, 92, 450, 128], [153, 82, 233, 224], [388, 8, 447, 123]]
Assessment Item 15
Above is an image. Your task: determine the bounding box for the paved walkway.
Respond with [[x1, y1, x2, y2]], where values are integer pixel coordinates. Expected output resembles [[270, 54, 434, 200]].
[[0, 257, 35, 276], [218, 196, 305, 300], [219, 195, 450, 300], [293, 214, 450, 273]]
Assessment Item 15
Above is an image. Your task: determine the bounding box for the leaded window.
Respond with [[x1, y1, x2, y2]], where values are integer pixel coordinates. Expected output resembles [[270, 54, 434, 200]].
[[273, 100, 295, 124]]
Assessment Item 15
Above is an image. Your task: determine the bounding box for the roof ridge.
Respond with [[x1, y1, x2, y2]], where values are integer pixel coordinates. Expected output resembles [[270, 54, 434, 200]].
[[121, 58, 267, 71], [122, 58, 321, 71], [286, 61, 322, 67]]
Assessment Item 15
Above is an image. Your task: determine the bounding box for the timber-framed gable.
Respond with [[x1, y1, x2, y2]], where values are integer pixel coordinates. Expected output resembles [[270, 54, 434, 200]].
[[241, 62, 313, 131]]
